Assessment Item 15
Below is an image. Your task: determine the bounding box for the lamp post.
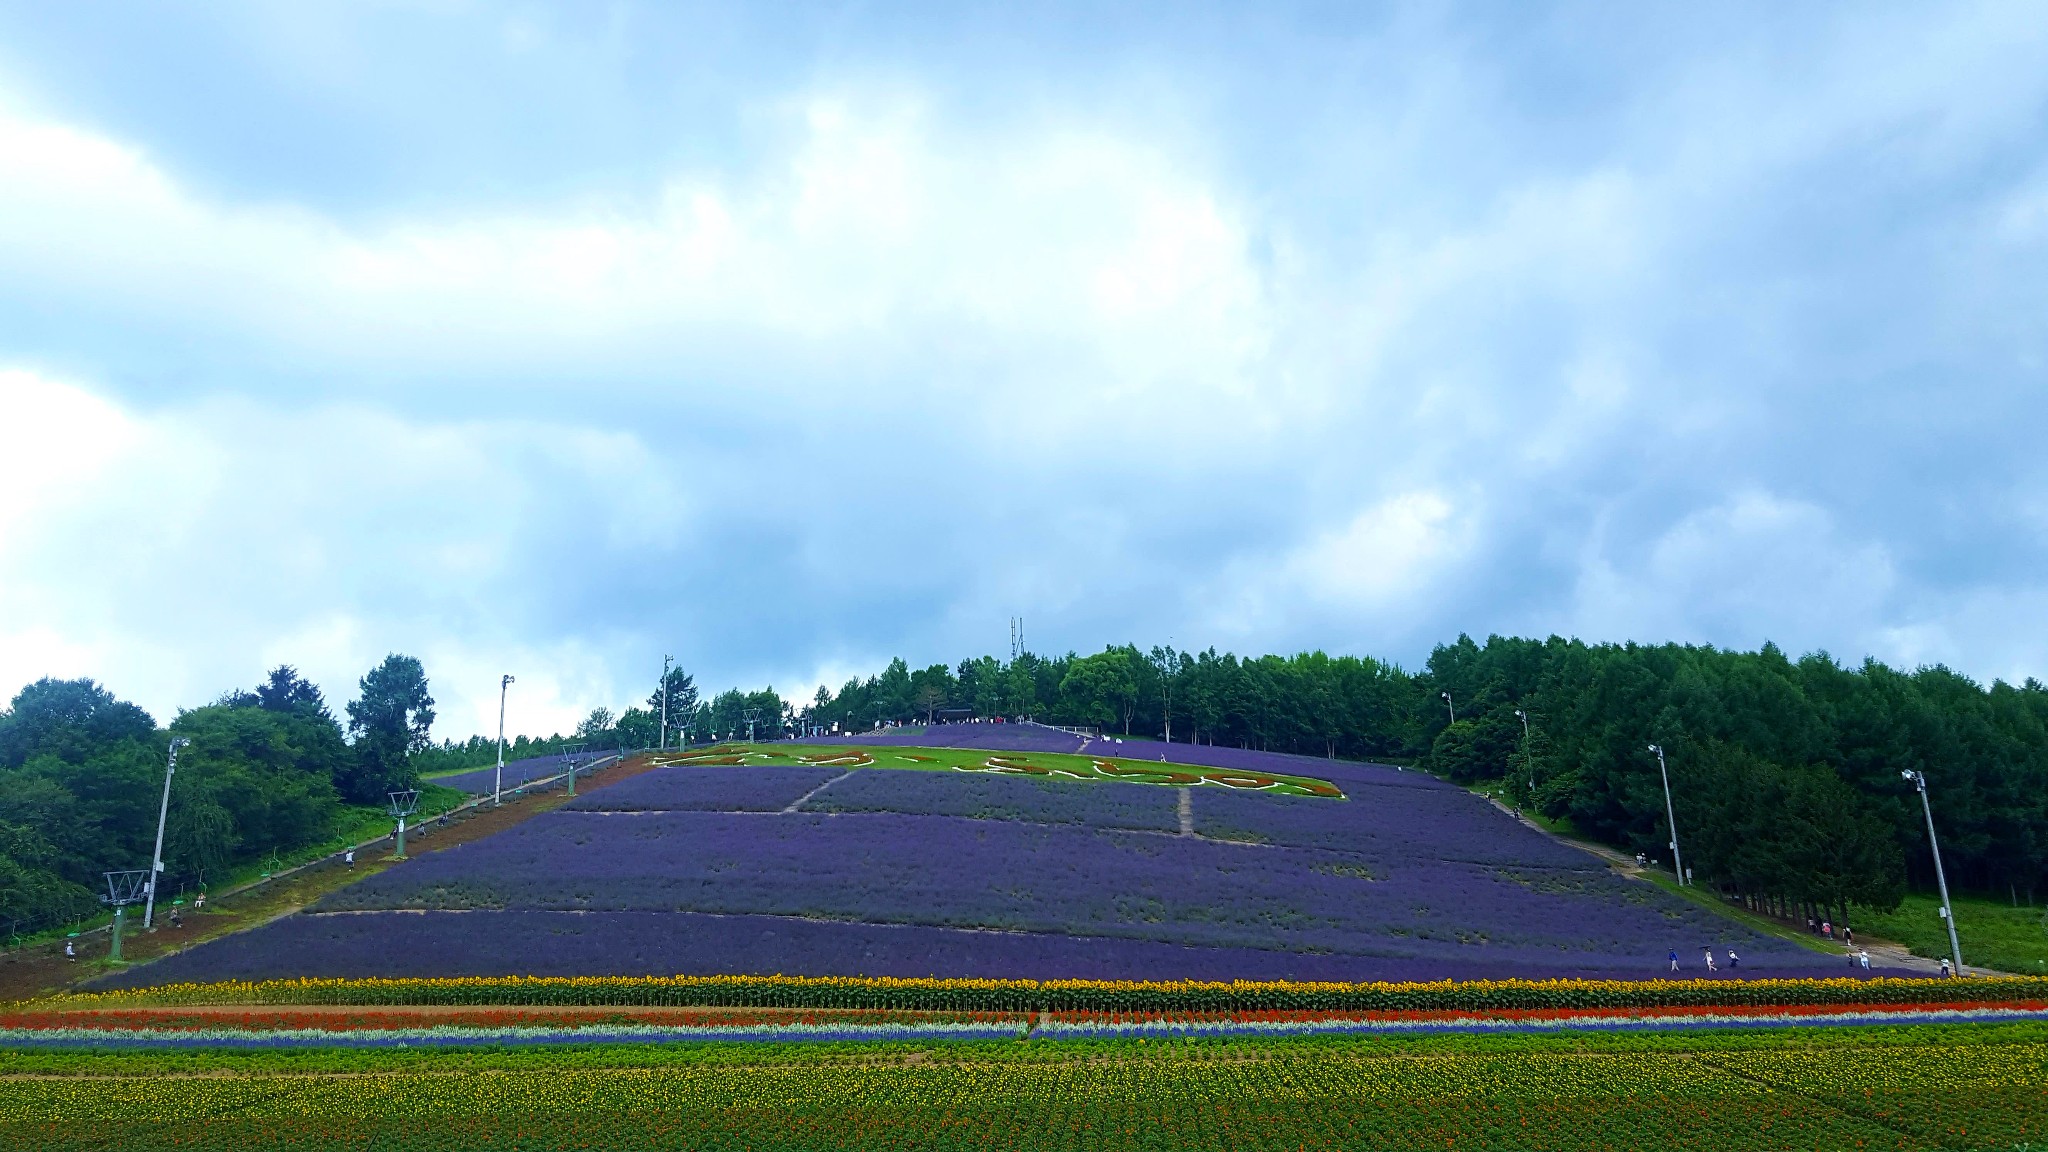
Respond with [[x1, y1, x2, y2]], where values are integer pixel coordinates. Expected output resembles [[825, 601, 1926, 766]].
[[1440, 691, 1455, 725], [659, 655, 672, 751], [1903, 769, 1964, 974], [143, 737, 190, 930], [1513, 709, 1531, 791], [1648, 744, 1687, 886], [495, 674, 514, 807]]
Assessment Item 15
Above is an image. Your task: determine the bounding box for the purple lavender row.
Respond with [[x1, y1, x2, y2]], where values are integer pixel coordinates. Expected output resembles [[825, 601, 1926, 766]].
[[93, 909, 1881, 989], [312, 810, 1823, 966]]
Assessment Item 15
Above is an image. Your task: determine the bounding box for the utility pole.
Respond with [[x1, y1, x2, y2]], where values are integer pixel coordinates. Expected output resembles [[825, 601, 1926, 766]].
[[1440, 691, 1455, 725], [1904, 769, 1964, 974], [1649, 744, 1686, 886], [495, 674, 514, 807], [143, 737, 189, 929], [659, 654, 672, 751]]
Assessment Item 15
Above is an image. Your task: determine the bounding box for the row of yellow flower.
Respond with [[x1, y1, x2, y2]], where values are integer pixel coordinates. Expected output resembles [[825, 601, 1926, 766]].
[[48, 972, 2048, 1012], [4, 1036, 2044, 1150]]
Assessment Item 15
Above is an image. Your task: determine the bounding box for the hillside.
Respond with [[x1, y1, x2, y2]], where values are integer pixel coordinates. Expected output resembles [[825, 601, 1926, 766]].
[[98, 743, 1868, 988]]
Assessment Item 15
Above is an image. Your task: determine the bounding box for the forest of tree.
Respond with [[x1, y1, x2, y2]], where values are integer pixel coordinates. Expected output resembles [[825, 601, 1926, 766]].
[[0, 655, 438, 936], [784, 636, 2048, 919]]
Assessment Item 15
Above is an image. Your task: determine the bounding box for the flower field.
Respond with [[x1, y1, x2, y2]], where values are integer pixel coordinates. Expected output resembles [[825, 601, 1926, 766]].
[[94, 745, 1857, 989], [2, 1022, 2044, 1150]]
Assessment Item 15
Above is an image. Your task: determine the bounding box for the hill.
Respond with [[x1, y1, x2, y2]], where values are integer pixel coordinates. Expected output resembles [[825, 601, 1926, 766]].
[[98, 741, 1866, 988]]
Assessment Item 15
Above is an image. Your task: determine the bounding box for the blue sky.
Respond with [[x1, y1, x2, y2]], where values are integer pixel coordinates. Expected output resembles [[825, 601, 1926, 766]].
[[1, 2, 2045, 738]]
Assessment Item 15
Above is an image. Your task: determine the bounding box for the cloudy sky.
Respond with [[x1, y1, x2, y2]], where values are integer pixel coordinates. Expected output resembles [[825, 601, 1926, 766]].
[[2, 3, 2045, 738]]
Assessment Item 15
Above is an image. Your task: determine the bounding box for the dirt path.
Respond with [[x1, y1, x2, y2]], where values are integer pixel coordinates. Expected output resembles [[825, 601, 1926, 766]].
[[0, 755, 659, 1003]]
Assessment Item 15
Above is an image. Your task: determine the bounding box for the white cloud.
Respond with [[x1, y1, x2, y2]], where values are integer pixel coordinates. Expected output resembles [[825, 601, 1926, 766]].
[[1570, 491, 1897, 654], [0, 94, 1276, 444], [0, 368, 666, 735]]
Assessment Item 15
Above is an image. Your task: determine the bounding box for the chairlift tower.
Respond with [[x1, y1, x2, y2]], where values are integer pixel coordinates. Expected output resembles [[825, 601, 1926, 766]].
[[562, 742, 586, 798], [102, 870, 151, 962], [387, 790, 422, 860]]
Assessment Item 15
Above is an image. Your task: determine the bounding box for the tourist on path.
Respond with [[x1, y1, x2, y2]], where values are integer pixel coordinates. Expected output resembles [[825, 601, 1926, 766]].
[[1669, 950, 1680, 972], [1726, 949, 1739, 969], [1704, 949, 1717, 972]]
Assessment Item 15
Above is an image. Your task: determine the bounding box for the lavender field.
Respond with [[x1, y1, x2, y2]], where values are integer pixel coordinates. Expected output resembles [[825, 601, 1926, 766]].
[[104, 752, 1866, 988]]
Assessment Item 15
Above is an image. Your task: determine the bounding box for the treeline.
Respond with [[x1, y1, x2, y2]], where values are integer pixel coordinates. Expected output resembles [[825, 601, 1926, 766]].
[[0, 656, 437, 935], [781, 638, 2048, 915]]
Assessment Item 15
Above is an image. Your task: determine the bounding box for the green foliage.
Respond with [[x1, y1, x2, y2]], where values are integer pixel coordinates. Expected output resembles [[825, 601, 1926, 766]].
[[341, 654, 433, 803], [0, 656, 451, 936]]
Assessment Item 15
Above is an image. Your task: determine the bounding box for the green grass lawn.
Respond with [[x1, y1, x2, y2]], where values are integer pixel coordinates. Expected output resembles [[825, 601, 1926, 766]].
[[666, 742, 1348, 798], [1853, 891, 2048, 975]]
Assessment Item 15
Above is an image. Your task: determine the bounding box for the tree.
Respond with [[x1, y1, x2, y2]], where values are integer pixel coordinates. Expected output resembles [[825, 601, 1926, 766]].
[[614, 707, 659, 749], [647, 668, 700, 742], [0, 678, 155, 770], [1149, 646, 1186, 742], [342, 654, 434, 803], [256, 666, 333, 720], [576, 707, 616, 742]]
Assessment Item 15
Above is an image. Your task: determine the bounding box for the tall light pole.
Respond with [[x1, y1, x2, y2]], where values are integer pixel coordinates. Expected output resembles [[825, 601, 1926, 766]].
[[143, 737, 189, 929], [1648, 744, 1686, 886], [659, 655, 672, 751], [494, 674, 514, 807], [1513, 709, 1531, 791], [1440, 691, 1455, 725], [1903, 769, 1964, 974]]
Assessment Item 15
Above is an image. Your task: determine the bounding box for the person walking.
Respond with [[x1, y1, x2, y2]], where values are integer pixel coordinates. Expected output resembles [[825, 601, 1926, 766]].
[[1704, 948, 1717, 972], [1669, 949, 1680, 972], [1842, 927, 1853, 948], [344, 848, 355, 869], [1859, 950, 1872, 971], [64, 940, 75, 962], [1726, 949, 1739, 970], [1940, 958, 1953, 978]]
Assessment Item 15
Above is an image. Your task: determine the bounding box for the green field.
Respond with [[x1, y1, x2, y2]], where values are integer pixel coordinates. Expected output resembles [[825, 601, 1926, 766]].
[[1854, 892, 2048, 976], [657, 743, 1346, 797], [4, 1023, 2044, 1150]]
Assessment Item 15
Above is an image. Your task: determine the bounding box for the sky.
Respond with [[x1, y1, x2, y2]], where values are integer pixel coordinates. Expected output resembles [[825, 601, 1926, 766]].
[[1, 2, 2045, 739]]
